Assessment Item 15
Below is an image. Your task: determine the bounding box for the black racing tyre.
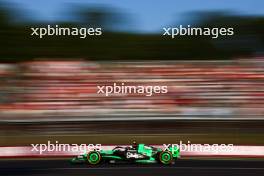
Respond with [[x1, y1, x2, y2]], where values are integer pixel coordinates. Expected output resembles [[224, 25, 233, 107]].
[[158, 151, 173, 165], [87, 151, 102, 165]]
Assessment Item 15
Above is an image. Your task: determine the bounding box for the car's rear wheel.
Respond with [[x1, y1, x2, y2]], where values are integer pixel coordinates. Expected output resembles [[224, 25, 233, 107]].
[[158, 151, 173, 165], [87, 151, 102, 165]]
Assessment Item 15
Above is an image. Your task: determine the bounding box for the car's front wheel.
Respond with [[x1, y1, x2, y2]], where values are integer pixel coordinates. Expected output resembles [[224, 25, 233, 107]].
[[87, 151, 102, 165]]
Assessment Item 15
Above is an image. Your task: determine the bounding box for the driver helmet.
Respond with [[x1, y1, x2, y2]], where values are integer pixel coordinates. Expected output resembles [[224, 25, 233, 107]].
[[132, 141, 137, 148]]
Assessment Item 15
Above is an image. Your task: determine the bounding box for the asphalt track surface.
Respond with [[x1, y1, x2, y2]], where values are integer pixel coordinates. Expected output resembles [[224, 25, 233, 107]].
[[0, 159, 263, 176]]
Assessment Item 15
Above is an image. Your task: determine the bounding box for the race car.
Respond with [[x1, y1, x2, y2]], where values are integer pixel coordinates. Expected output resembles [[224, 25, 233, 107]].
[[71, 142, 180, 165]]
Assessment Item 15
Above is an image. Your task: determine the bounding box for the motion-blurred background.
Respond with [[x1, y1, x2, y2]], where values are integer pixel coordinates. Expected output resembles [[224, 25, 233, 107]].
[[0, 0, 263, 147]]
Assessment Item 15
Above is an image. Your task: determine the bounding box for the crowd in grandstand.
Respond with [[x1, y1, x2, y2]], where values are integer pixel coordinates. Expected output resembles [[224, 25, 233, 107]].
[[0, 59, 263, 120]]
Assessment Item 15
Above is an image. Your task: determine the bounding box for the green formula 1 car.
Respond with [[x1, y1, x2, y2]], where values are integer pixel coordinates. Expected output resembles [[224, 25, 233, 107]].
[[71, 143, 180, 165]]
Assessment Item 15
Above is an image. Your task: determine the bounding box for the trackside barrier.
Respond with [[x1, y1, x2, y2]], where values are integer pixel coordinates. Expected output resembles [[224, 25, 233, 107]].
[[0, 145, 263, 158]]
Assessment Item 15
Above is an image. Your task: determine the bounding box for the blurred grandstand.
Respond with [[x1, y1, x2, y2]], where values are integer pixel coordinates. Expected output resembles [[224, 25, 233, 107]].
[[0, 58, 263, 122]]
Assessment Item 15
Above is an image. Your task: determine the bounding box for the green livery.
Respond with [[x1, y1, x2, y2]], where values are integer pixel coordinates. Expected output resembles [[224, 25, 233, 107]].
[[71, 143, 180, 165]]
